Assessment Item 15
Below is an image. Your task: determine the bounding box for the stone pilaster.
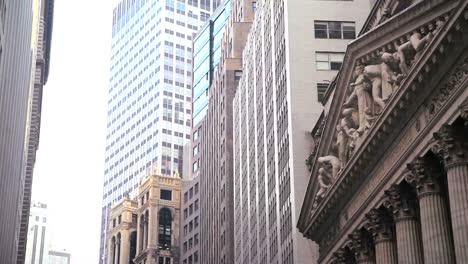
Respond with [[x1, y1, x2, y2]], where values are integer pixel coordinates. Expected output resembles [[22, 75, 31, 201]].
[[349, 230, 375, 264], [364, 209, 397, 264], [120, 231, 129, 264], [383, 184, 423, 264], [433, 124, 468, 263], [406, 157, 456, 264]]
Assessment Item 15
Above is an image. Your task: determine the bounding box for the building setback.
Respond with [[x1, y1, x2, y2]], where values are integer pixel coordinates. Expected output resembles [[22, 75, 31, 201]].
[[198, 0, 255, 263], [0, 0, 53, 262], [298, 0, 468, 263], [232, 0, 369, 263], [100, 0, 222, 262]]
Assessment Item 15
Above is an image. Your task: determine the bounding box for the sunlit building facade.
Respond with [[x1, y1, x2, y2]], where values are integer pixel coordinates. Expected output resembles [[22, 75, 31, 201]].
[[100, 0, 222, 263]]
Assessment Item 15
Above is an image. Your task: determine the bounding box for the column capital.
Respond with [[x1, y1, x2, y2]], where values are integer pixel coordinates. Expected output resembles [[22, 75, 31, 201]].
[[348, 230, 374, 262], [383, 184, 418, 221], [406, 157, 442, 197], [432, 124, 468, 168], [332, 248, 354, 264], [364, 209, 394, 243]]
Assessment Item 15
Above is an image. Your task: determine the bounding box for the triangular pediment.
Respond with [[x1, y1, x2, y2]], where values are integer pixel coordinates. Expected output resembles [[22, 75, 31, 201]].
[[298, 0, 468, 241]]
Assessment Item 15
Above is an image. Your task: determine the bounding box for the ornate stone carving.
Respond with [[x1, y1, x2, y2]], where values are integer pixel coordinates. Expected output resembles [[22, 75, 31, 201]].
[[383, 183, 418, 221], [427, 56, 468, 119], [406, 157, 443, 196], [332, 248, 355, 264], [364, 209, 394, 243], [318, 155, 342, 179], [460, 102, 468, 128], [348, 230, 375, 262], [432, 124, 468, 168]]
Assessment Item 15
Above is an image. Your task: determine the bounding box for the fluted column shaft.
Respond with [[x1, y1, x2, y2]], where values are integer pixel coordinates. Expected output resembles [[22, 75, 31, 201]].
[[433, 123, 468, 263], [419, 192, 456, 264], [446, 162, 468, 263], [394, 217, 424, 264], [374, 239, 397, 264]]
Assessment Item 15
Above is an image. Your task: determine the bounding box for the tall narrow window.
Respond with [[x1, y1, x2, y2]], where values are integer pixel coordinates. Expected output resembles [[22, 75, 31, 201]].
[[158, 208, 172, 250]]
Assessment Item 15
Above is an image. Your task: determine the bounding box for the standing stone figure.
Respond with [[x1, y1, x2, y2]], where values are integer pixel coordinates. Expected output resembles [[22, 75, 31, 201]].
[[345, 65, 374, 134], [381, 52, 404, 101], [316, 168, 332, 199], [363, 64, 385, 112]]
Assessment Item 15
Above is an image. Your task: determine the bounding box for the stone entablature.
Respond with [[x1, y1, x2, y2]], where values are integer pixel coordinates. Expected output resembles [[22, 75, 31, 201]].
[[298, 0, 468, 263]]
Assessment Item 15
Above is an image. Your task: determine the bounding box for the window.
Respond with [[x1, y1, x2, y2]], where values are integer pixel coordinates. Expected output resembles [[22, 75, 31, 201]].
[[160, 189, 172, 200], [189, 188, 193, 198], [314, 21, 355, 39], [234, 70, 242, 81], [195, 183, 199, 194], [193, 145, 199, 156], [158, 208, 172, 250], [316, 52, 345, 70], [317, 82, 329, 102], [192, 161, 199, 172]]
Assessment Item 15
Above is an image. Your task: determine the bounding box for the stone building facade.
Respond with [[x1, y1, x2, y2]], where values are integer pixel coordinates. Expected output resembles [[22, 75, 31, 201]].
[[108, 167, 181, 264], [298, 0, 468, 263], [107, 198, 138, 264], [232, 0, 369, 263], [198, 0, 254, 263]]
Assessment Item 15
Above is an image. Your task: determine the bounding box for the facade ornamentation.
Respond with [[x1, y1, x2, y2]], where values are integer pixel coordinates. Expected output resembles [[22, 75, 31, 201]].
[[298, 1, 468, 263], [432, 124, 468, 168], [406, 157, 443, 196], [364, 209, 394, 243], [383, 184, 417, 220], [348, 230, 374, 262], [313, 17, 446, 204]]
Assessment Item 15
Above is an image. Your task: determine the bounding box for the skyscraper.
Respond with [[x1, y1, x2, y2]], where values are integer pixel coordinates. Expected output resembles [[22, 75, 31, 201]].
[[198, 0, 255, 263], [232, 0, 370, 263], [0, 0, 53, 262], [100, 0, 222, 262], [18, 0, 55, 262], [179, 2, 231, 263]]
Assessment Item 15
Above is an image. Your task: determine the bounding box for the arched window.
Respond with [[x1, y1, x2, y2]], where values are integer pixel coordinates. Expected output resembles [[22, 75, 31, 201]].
[[158, 208, 172, 250], [129, 231, 137, 264]]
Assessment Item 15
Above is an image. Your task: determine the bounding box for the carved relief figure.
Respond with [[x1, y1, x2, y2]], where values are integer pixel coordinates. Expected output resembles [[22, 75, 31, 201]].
[[381, 52, 405, 100], [318, 155, 341, 179], [345, 65, 374, 134], [334, 123, 349, 166], [316, 168, 332, 199], [363, 64, 385, 112]]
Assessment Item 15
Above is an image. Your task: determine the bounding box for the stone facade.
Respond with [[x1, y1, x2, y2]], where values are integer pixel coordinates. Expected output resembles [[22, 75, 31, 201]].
[[108, 167, 182, 264], [297, 0, 468, 263]]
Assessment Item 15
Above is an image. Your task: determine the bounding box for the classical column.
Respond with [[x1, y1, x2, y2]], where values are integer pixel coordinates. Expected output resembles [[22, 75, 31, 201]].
[[433, 123, 468, 263], [349, 230, 375, 264], [406, 157, 456, 264], [364, 209, 397, 264], [120, 231, 129, 264], [383, 184, 423, 264]]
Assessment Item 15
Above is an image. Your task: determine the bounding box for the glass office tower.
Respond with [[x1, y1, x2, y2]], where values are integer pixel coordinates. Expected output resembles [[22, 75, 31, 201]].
[[100, 0, 221, 263]]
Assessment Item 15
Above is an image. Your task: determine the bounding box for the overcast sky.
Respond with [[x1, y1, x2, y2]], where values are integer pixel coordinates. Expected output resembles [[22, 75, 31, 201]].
[[31, 0, 113, 262]]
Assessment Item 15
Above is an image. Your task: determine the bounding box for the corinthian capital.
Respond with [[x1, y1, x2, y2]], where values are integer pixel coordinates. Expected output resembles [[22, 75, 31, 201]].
[[348, 230, 374, 262], [383, 184, 418, 221], [432, 124, 468, 168], [406, 157, 443, 197], [365, 209, 394, 243]]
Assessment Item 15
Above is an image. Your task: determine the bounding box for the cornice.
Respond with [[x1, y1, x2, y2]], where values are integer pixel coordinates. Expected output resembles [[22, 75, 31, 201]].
[[300, 0, 467, 242]]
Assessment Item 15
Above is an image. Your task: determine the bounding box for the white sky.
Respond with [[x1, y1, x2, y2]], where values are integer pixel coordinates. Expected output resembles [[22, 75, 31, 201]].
[[31, 0, 113, 262]]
